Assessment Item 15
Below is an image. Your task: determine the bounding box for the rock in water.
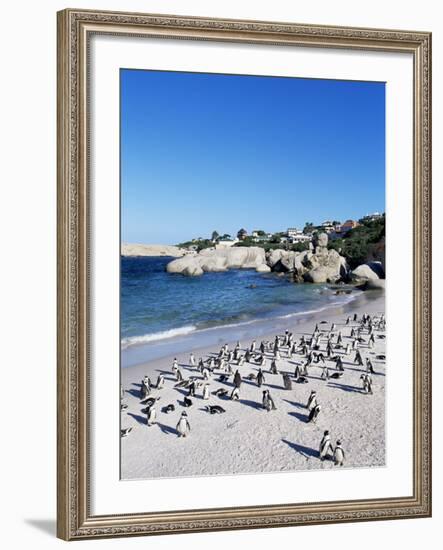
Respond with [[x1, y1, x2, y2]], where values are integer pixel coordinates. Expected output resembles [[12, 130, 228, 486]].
[[167, 247, 266, 276], [351, 261, 385, 283]]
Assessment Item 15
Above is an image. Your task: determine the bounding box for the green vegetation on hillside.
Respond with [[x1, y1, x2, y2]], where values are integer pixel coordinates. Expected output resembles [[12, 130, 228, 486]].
[[328, 215, 385, 269]]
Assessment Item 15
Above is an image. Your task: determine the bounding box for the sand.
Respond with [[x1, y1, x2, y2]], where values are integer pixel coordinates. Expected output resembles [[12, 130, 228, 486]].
[[120, 291, 385, 480]]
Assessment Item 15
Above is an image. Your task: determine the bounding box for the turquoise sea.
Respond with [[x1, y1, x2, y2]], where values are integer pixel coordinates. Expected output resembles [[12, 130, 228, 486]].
[[121, 256, 358, 367]]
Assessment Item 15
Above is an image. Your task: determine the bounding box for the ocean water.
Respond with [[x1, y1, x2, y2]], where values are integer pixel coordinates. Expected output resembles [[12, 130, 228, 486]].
[[121, 256, 358, 366]]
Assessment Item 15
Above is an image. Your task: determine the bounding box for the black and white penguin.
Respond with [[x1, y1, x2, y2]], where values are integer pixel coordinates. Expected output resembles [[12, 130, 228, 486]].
[[308, 404, 321, 423], [319, 430, 333, 460], [334, 440, 345, 466], [189, 353, 196, 367], [213, 388, 228, 398], [257, 368, 265, 387], [270, 359, 278, 375], [361, 373, 373, 394], [262, 390, 276, 412], [121, 427, 132, 438], [176, 411, 191, 437], [282, 373, 292, 390], [306, 390, 317, 411], [366, 358, 375, 374], [336, 356, 344, 371], [230, 387, 240, 400], [183, 396, 193, 407], [321, 365, 330, 380], [188, 381, 196, 396], [202, 383, 210, 400], [156, 375, 165, 389], [233, 370, 242, 388], [162, 404, 175, 414], [354, 350, 364, 366], [146, 405, 157, 426], [206, 405, 225, 414]]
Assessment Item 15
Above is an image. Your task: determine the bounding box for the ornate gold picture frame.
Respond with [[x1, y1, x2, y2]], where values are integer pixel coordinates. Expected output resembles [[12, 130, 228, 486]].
[[57, 8, 431, 540]]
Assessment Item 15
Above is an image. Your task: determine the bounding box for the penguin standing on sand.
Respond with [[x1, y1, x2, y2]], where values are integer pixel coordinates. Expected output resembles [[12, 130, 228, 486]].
[[172, 358, 179, 370], [283, 373, 292, 390], [262, 390, 277, 412], [354, 349, 364, 366], [189, 353, 196, 367], [306, 390, 318, 411], [334, 440, 345, 466], [270, 359, 278, 375], [335, 356, 344, 371], [294, 365, 301, 380], [176, 411, 191, 438], [202, 367, 210, 380], [319, 430, 333, 460], [230, 386, 240, 400], [257, 368, 265, 387], [202, 383, 210, 400], [188, 380, 196, 397], [175, 368, 183, 382], [155, 374, 165, 389], [233, 370, 242, 388], [146, 405, 157, 426], [366, 358, 375, 374], [308, 404, 322, 423], [140, 378, 151, 400], [361, 373, 373, 394], [321, 365, 330, 380], [250, 340, 256, 353]]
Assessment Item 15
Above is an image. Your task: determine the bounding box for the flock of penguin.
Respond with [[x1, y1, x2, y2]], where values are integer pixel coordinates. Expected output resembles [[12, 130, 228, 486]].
[[121, 311, 386, 467]]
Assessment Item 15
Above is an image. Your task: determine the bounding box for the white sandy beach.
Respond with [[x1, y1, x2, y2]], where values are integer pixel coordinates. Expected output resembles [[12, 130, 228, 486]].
[[120, 292, 385, 480]]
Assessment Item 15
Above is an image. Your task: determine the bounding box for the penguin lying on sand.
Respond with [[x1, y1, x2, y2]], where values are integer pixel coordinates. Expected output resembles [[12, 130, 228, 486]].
[[295, 376, 309, 384], [205, 405, 226, 414], [141, 396, 160, 407], [329, 372, 344, 380], [162, 404, 175, 414], [183, 397, 193, 407], [213, 388, 229, 397], [121, 403, 128, 411], [121, 427, 132, 438], [218, 374, 230, 383]]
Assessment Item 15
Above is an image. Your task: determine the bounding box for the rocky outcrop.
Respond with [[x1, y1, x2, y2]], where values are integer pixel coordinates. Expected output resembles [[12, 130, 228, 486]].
[[166, 246, 268, 276], [351, 261, 385, 283], [165, 232, 385, 288], [266, 233, 349, 284]]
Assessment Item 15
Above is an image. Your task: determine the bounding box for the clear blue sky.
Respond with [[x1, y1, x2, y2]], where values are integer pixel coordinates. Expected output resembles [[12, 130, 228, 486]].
[[121, 69, 385, 244]]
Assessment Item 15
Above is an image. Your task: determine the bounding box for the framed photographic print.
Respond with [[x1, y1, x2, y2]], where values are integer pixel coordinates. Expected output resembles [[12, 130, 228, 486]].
[[57, 8, 432, 540]]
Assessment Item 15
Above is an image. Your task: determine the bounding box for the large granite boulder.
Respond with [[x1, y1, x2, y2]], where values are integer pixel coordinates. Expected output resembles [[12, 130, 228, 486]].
[[166, 256, 203, 276], [167, 246, 266, 276], [351, 261, 385, 282], [199, 256, 228, 273], [255, 263, 271, 273]]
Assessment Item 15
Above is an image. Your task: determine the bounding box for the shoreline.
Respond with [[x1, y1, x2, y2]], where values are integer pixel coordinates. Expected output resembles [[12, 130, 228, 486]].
[[121, 291, 385, 480], [121, 287, 377, 368]]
